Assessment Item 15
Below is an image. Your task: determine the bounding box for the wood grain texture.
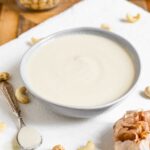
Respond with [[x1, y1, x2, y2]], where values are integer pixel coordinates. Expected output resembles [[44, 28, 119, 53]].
[[0, 4, 19, 45], [130, 0, 148, 9], [146, 0, 150, 11], [17, 15, 37, 36], [0, 0, 80, 45]]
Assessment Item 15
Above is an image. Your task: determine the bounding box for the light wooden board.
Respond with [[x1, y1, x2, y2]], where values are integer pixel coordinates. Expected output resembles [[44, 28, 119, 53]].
[[130, 0, 148, 10], [0, 0, 80, 45]]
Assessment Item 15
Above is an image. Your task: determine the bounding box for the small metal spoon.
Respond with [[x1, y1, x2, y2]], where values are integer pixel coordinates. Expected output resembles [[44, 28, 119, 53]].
[[0, 81, 42, 150]]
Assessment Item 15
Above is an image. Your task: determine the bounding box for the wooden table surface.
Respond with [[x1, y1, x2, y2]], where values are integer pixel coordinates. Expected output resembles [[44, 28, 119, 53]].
[[130, 0, 150, 10], [0, 0, 149, 45], [0, 0, 80, 45]]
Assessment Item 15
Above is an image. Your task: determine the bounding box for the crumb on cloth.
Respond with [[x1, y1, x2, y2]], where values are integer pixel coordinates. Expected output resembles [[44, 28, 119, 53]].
[[77, 141, 95, 150], [0, 122, 6, 132], [100, 24, 111, 31], [28, 37, 42, 46], [126, 13, 141, 23]]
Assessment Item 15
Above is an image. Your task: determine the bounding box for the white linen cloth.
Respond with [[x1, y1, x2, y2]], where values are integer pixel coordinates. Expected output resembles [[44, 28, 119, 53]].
[[0, 0, 150, 149]]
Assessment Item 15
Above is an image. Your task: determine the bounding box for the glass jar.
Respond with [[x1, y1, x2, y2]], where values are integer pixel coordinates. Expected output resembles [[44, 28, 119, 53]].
[[16, 0, 60, 11]]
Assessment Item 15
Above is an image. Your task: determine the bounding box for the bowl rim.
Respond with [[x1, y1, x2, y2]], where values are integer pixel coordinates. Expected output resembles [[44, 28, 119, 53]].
[[20, 27, 141, 110]]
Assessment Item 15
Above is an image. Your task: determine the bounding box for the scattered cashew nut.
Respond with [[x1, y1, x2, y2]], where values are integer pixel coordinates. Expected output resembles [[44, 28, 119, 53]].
[[100, 24, 111, 31], [28, 37, 42, 46], [52, 144, 65, 150], [0, 122, 6, 132], [0, 72, 10, 81], [144, 86, 150, 98], [126, 13, 141, 23], [78, 141, 95, 150], [15, 87, 30, 104]]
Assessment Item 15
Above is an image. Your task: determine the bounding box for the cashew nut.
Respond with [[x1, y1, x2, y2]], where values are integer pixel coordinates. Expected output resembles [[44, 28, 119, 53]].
[[78, 141, 95, 150], [18, 0, 59, 10], [100, 24, 111, 31], [52, 145, 65, 150], [28, 37, 42, 46], [0, 72, 10, 81], [0, 122, 6, 132], [126, 13, 141, 23], [144, 86, 150, 98], [15, 87, 29, 104]]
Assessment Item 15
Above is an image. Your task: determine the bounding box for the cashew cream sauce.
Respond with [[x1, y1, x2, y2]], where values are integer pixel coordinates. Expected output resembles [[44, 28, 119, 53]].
[[26, 34, 135, 107]]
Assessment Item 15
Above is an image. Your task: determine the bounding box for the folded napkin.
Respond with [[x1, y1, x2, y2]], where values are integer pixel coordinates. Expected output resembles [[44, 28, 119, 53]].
[[0, 0, 150, 149]]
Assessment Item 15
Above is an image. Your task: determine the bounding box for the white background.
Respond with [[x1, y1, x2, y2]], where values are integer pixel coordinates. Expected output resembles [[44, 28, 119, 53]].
[[0, 0, 150, 149]]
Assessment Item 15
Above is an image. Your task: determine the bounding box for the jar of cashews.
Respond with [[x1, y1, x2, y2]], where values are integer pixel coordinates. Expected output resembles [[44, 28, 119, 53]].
[[16, 0, 60, 11]]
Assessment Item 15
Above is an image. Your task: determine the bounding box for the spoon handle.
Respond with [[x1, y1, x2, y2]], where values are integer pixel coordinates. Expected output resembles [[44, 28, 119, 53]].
[[0, 81, 25, 127]]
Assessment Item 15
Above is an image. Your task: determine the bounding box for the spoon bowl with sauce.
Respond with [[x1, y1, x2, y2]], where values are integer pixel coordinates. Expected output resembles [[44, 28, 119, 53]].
[[0, 82, 42, 150]]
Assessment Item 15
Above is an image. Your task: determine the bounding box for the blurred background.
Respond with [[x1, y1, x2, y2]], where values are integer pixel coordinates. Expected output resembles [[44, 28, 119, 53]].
[[0, 0, 149, 45]]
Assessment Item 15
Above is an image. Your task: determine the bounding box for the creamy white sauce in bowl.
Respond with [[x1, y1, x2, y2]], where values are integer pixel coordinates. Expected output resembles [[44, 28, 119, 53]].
[[20, 28, 141, 117]]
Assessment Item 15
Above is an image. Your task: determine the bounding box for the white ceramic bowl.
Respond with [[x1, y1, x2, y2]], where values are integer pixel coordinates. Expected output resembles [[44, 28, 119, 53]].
[[20, 27, 141, 118]]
